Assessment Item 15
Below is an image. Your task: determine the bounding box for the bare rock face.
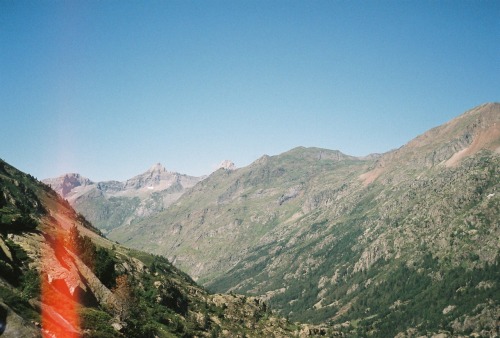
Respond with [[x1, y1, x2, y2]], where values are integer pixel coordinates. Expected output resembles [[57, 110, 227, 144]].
[[40, 238, 86, 297], [66, 250, 116, 306], [218, 160, 235, 171], [43, 173, 93, 198], [361, 102, 500, 185], [208, 294, 339, 337]]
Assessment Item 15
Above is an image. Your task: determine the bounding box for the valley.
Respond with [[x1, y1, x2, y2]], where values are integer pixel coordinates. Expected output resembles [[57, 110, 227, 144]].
[[1, 158, 320, 337], [39, 103, 500, 336], [3, 0, 498, 336]]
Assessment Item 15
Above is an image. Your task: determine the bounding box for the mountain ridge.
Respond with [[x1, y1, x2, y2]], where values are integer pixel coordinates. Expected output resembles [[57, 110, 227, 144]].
[[42, 164, 205, 235], [102, 103, 499, 337], [1, 158, 322, 337]]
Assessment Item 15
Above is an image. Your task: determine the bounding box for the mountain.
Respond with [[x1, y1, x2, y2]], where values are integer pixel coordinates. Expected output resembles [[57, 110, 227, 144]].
[[109, 147, 367, 281], [217, 160, 236, 171], [43, 164, 204, 235], [0, 159, 330, 337], [108, 103, 500, 337]]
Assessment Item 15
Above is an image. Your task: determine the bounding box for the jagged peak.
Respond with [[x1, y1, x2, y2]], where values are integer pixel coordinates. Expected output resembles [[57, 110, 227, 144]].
[[218, 160, 235, 171], [45, 172, 87, 181], [43, 173, 93, 185], [41, 173, 94, 198], [62, 173, 92, 182], [148, 162, 168, 173]]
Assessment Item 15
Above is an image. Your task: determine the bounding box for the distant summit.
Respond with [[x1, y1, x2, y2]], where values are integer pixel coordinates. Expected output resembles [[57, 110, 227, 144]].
[[218, 160, 235, 171], [42, 164, 204, 234], [43, 173, 93, 197], [148, 162, 168, 173], [124, 163, 176, 190]]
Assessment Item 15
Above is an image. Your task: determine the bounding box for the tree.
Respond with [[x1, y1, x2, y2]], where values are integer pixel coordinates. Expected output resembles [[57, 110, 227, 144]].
[[68, 225, 96, 267], [112, 275, 133, 321], [94, 248, 117, 288]]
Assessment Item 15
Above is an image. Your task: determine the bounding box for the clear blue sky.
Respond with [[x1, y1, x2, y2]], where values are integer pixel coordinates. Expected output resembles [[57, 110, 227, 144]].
[[1, 0, 499, 181]]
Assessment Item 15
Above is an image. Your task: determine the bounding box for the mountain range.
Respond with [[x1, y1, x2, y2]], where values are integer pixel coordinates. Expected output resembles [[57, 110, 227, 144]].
[[0, 158, 327, 337], [40, 102, 500, 337], [43, 163, 204, 236]]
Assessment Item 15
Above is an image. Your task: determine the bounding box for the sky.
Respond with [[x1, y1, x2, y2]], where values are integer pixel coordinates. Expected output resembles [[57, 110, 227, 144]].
[[1, 0, 499, 181]]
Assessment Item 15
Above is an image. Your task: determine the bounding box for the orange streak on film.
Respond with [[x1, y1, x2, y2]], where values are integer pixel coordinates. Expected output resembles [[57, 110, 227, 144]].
[[41, 207, 81, 337]]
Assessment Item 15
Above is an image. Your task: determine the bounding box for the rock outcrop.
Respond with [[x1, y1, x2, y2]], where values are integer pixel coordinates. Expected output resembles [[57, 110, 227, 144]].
[[218, 160, 236, 171]]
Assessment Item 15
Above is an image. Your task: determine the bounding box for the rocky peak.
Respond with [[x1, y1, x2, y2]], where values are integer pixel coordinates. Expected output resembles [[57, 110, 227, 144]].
[[148, 162, 168, 174], [43, 173, 93, 197], [218, 160, 235, 171]]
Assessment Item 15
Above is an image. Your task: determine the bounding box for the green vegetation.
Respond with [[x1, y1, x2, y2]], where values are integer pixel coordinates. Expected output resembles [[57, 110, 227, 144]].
[[0, 158, 308, 337], [80, 308, 118, 338], [0, 232, 40, 322], [339, 257, 500, 337], [69, 226, 117, 288], [77, 196, 141, 233], [94, 247, 117, 289], [2, 104, 500, 336], [0, 171, 42, 231], [206, 150, 500, 336], [0, 284, 40, 322]]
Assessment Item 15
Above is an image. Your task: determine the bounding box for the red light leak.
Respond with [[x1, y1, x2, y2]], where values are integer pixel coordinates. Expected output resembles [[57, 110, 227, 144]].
[[41, 226, 81, 338]]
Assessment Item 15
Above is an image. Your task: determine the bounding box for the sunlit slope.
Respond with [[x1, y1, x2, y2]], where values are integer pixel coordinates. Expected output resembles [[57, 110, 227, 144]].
[[109, 147, 374, 282], [0, 159, 314, 337], [110, 103, 499, 336]]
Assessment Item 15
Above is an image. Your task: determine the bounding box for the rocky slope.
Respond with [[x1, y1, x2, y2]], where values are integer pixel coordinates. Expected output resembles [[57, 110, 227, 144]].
[[109, 103, 500, 337], [43, 163, 204, 235], [110, 147, 369, 282], [1, 159, 331, 337]]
